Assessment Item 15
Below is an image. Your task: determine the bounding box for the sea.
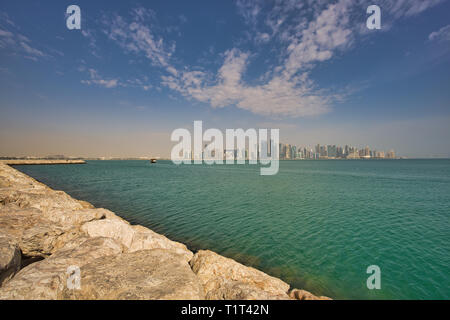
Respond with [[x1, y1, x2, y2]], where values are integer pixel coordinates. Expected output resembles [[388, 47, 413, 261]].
[[14, 159, 450, 299]]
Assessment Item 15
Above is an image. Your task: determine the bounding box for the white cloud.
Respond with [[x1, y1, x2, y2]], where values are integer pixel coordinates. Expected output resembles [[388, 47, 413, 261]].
[[81, 68, 119, 88], [429, 24, 450, 42], [80, 68, 153, 91], [283, 0, 352, 77], [236, 0, 262, 26], [81, 29, 101, 58], [104, 9, 175, 69], [0, 19, 47, 60], [20, 41, 45, 57], [162, 49, 331, 117], [161, 1, 355, 117], [0, 29, 13, 37], [98, 1, 446, 117]]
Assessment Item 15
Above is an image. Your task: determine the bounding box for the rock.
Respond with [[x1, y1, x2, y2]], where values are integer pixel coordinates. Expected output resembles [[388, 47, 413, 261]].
[[20, 224, 68, 257], [0, 206, 97, 257], [42, 207, 106, 226], [190, 250, 290, 300], [0, 163, 84, 211], [0, 234, 21, 286], [81, 219, 134, 248], [0, 209, 56, 257], [62, 249, 204, 300], [92, 208, 131, 223], [0, 237, 123, 299], [81, 220, 193, 262], [203, 278, 290, 300], [77, 200, 94, 209], [1, 189, 84, 212], [129, 225, 193, 262], [289, 289, 332, 300]]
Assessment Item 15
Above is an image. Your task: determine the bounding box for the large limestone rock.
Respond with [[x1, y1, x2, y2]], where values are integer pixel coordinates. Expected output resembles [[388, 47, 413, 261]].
[[81, 219, 134, 248], [129, 225, 193, 262], [0, 164, 84, 211], [0, 237, 123, 299], [0, 208, 60, 257], [81, 220, 193, 262], [202, 278, 290, 300], [42, 207, 105, 226], [0, 234, 21, 286], [190, 250, 290, 300], [1, 189, 84, 212], [0, 202, 120, 256], [289, 289, 332, 300], [0, 206, 104, 257], [62, 249, 205, 300]]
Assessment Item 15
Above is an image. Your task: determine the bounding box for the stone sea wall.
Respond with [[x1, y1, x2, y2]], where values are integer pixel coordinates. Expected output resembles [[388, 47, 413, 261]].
[[0, 161, 331, 300], [1, 160, 86, 165]]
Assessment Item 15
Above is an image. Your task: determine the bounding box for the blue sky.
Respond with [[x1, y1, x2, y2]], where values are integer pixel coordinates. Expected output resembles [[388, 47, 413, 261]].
[[0, 0, 449, 158]]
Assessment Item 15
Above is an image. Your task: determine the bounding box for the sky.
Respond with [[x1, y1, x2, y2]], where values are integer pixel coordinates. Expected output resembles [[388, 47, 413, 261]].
[[0, 0, 449, 158]]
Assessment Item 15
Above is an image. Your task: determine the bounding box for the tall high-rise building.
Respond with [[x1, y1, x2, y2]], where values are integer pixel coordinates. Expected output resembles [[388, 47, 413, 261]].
[[337, 146, 343, 158], [286, 144, 291, 159], [319, 145, 327, 157], [327, 145, 337, 158], [364, 146, 371, 157], [279, 143, 286, 159], [386, 150, 396, 159]]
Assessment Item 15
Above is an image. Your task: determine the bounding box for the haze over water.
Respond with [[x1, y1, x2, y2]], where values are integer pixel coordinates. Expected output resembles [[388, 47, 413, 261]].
[[15, 160, 450, 299]]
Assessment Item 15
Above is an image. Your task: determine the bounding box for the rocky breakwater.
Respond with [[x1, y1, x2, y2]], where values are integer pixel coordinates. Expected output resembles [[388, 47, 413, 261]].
[[0, 161, 331, 300], [0, 160, 86, 165]]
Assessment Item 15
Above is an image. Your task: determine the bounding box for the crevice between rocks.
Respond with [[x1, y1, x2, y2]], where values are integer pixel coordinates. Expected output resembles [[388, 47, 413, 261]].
[[20, 253, 45, 269]]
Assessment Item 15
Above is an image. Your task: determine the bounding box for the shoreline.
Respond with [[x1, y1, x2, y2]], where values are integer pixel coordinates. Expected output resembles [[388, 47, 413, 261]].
[[0, 160, 331, 300]]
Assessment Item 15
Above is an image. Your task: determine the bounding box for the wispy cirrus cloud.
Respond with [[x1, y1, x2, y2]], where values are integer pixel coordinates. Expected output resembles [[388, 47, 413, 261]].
[[0, 24, 47, 61], [81, 29, 101, 58], [0, 12, 50, 61], [81, 68, 119, 88], [102, 7, 175, 70], [429, 24, 450, 42], [80, 66, 153, 91]]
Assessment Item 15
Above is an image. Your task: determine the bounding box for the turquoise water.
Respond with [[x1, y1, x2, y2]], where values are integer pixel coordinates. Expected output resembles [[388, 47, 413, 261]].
[[15, 160, 450, 300]]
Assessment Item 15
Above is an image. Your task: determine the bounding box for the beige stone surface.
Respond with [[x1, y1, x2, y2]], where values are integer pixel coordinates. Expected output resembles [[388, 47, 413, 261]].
[[0, 233, 21, 286], [203, 278, 290, 300], [0, 237, 123, 299], [129, 225, 193, 262], [0, 206, 104, 257], [62, 249, 205, 300], [289, 288, 332, 300], [81, 219, 134, 248], [190, 250, 290, 299], [81, 220, 193, 262]]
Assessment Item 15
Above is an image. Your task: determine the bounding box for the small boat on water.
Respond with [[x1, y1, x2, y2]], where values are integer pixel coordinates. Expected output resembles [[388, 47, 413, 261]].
[[150, 159, 157, 163]]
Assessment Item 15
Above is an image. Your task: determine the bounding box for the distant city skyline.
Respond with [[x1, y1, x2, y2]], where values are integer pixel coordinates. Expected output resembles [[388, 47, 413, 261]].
[[277, 143, 397, 160], [1, 1, 450, 158], [0, 141, 402, 160]]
